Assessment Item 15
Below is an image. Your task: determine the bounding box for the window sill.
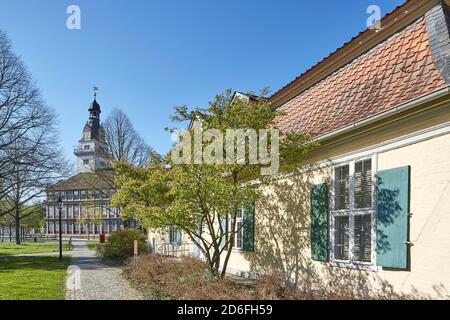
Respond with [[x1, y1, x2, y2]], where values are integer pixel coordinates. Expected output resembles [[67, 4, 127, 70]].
[[330, 260, 378, 272]]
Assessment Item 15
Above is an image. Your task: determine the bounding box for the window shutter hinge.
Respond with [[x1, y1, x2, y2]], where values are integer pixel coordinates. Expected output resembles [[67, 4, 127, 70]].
[[407, 213, 413, 217], [404, 241, 414, 247]]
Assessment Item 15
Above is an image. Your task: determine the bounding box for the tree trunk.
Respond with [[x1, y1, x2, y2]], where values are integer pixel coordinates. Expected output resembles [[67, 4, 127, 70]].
[[208, 258, 220, 279], [15, 216, 21, 245]]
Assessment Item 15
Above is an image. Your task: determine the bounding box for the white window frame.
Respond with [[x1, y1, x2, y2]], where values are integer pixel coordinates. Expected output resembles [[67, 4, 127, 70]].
[[169, 225, 181, 245], [231, 208, 244, 251], [48, 205, 55, 218], [330, 154, 377, 270]]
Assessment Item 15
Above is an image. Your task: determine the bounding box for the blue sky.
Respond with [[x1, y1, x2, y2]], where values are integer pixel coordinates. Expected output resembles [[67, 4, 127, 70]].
[[0, 0, 402, 165]]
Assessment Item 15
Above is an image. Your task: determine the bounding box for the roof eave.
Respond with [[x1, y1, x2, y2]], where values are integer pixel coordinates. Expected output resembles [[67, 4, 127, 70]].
[[315, 85, 450, 143]]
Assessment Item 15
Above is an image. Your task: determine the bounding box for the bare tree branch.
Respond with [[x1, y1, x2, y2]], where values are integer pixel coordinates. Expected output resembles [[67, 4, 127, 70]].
[[104, 108, 152, 167]]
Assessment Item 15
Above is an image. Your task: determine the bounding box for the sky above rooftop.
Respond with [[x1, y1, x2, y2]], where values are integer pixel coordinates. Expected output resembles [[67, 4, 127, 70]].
[[0, 0, 402, 167]]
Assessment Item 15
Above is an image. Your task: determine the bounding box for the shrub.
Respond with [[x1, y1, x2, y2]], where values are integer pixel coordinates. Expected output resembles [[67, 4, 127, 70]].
[[100, 229, 147, 261], [123, 255, 255, 300], [256, 273, 285, 300], [123, 258, 412, 300]]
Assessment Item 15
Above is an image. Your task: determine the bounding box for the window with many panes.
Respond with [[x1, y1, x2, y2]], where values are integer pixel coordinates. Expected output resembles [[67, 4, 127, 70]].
[[102, 205, 108, 218], [73, 205, 79, 218], [67, 204, 73, 219], [169, 225, 182, 245], [331, 156, 376, 265], [231, 208, 244, 250], [48, 206, 55, 218]]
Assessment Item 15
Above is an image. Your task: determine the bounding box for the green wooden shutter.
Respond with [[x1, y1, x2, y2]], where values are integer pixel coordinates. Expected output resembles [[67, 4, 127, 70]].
[[377, 166, 410, 269], [243, 203, 255, 252], [310, 183, 329, 262]]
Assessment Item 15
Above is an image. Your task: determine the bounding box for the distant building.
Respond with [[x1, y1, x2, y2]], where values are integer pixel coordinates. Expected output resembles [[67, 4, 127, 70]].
[[45, 91, 133, 236]]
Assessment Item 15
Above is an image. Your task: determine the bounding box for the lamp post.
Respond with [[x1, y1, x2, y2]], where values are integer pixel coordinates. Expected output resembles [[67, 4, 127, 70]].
[[57, 196, 63, 260]]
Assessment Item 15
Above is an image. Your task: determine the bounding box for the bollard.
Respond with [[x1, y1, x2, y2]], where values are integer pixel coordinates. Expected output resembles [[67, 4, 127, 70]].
[[133, 240, 138, 265]]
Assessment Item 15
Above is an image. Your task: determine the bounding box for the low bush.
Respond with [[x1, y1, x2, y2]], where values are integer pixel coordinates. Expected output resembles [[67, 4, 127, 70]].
[[123, 255, 255, 300], [123, 257, 413, 300], [99, 229, 147, 261]]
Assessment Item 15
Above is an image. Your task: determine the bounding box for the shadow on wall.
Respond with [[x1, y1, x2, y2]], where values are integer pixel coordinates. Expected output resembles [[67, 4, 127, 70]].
[[376, 187, 401, 256], [242, 167, 446, 299]]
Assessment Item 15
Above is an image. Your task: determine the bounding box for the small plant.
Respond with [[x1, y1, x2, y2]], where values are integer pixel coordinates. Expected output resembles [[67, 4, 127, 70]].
[[100, 229, 147, 261], [256, 273, 285, 300]]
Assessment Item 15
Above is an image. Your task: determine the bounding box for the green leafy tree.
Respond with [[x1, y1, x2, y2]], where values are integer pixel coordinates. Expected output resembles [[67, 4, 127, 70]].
[[20, 204, 45, 231], [112, 89, 317, 277]]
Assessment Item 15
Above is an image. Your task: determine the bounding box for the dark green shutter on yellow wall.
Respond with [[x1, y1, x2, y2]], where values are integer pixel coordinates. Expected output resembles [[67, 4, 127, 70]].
[[376, 166, 410, 269], [243, 203, 255, 252], [310, 183, 329, 261]]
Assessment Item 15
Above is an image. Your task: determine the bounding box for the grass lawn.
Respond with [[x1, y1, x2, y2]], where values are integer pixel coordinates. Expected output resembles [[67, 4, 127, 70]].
[[0, 242, 71, 256], [86, 242, 99, 251], [0, 256, 70, 300]]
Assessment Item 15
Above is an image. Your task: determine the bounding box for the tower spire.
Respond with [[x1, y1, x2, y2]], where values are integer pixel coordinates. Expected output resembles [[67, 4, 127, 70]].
[[75, 89, 109, 173], [93, 85, 98, 100]]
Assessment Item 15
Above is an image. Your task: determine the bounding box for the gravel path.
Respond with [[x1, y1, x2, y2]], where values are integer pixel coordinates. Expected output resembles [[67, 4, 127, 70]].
[[66, 241, 142, 300]]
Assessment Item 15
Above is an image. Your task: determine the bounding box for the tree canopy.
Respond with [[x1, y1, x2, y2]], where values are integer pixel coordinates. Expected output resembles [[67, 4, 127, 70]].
[[0, 30, 69, 243], [112, 89, 318, 277]]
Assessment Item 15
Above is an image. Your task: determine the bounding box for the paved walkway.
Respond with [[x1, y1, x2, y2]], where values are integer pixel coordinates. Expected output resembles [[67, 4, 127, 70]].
[[65, 241, 142, 300]]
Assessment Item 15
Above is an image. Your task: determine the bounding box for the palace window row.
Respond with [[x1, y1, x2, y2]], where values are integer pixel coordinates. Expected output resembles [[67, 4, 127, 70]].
[[47, 220, 123, 234], [46, 204, 120, 219], [47, 189, 115, 201]]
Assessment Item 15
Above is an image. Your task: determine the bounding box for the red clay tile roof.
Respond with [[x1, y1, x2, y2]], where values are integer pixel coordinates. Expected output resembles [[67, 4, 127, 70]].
[[275, 16, 446, 137]]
